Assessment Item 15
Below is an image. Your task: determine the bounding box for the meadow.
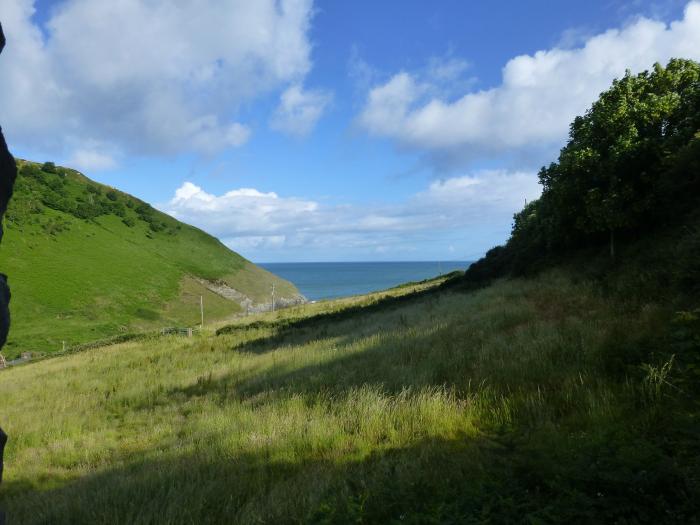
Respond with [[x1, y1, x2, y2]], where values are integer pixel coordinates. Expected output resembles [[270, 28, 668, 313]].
[[0, 272, 697, 524]]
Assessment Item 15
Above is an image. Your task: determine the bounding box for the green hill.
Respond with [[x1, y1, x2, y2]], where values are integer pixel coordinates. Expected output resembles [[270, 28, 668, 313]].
[[0, 160, 302, 359]]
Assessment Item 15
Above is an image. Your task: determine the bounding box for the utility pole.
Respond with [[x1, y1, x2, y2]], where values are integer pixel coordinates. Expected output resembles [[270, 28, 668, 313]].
[[271, 283, 276, 313], [200, 295, 204, 328]]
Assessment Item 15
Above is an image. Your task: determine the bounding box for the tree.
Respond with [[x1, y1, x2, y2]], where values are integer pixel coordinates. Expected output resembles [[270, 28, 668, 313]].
[[462, 58, 700, 282]]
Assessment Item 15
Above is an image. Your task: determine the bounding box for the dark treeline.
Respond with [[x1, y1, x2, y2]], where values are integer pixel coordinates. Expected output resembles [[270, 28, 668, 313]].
[[465, 59, 700, 285]]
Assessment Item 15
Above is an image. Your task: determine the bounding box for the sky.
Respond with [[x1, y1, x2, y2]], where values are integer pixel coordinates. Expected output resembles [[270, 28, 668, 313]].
[[1, 0, 699, 262]]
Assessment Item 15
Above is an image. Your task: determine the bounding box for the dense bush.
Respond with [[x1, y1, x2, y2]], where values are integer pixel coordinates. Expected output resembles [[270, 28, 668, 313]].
[[41, 161, 56, 174], [12, 162, 171, 234], [464, 59, 700, 286]]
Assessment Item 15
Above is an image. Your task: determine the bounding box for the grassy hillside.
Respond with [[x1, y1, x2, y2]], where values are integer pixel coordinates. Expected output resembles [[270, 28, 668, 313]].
[[0, 272, 697, 523], [0, 160, 300, 358]]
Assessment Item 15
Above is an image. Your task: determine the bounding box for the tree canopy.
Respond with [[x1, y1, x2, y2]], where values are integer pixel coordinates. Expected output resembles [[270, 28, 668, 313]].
[[466, 58, 700, 281]]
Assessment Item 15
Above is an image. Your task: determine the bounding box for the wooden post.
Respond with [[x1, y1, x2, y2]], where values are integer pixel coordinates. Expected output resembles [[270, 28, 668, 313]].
[[187, 327, 193, 338]]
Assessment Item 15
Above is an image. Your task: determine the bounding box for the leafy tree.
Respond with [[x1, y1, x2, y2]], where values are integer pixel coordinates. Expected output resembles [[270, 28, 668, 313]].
[[463, 58, 700, 282]]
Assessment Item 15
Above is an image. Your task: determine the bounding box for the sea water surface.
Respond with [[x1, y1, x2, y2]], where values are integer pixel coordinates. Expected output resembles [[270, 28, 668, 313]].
[[259, 261, 471, 301]]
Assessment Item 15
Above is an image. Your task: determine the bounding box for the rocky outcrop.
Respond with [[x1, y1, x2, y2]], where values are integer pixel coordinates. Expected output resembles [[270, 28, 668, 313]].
[[194, 277, 307, 314], [0, 21, 18, 522], [194, 277, 256, 311]]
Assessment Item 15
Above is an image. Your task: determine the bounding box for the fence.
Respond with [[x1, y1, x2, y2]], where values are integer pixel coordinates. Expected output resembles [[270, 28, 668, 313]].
[[160, 327, 201, 337]]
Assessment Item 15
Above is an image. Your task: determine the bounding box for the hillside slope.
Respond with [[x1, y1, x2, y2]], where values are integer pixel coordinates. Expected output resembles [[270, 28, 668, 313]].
[[0, 160, 302, 358], [0, 273, 697, 523]]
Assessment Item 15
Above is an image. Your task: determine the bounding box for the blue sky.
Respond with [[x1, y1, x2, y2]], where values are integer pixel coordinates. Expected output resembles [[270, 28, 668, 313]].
[[0, 0, 697, 261]]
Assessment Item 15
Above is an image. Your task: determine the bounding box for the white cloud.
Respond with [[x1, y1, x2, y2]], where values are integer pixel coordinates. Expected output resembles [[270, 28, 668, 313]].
[[270, 84, 333, 137], [166, 182, 319, 240], [358, 1, 700, 165], [0, 0, 320, 162], [67, 147, 117, 172], [161, 170, 541, 258]]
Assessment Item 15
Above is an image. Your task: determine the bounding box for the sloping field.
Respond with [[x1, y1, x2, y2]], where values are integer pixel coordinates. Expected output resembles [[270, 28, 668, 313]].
[[0, 273, 697, 523], [0, 161, 300, 358]]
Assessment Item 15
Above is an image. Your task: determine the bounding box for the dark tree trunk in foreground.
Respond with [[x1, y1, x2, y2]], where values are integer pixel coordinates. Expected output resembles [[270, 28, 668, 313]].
[[0, 21, 18, 525]]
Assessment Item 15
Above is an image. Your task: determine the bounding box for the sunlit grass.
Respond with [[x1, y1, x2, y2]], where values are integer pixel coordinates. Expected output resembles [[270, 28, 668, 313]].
[[0, 272, 696, 524]]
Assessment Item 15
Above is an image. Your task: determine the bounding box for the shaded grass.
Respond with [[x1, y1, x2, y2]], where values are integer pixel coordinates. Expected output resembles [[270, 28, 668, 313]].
[[0, 272, 698, 523]]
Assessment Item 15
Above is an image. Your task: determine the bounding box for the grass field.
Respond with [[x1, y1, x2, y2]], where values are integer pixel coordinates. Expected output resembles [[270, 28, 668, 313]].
[[1, 272, 697, 524], [0, 161, 299, 358]]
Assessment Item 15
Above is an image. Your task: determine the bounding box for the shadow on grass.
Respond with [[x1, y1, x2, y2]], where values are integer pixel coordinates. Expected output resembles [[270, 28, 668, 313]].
[[1, 427, 695, 525], [166, 306, 483, 410], [215, 278, 460, 353]]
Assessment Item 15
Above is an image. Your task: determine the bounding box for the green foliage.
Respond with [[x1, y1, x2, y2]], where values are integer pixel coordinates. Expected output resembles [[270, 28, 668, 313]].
[[670, 308, 700, 391], [41, 217, 71, 236], [466, 59, 700, 283], [41, 161, 56, 174]]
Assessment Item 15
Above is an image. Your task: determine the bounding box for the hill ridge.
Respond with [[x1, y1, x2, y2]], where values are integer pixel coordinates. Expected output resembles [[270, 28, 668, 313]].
[[0, 159, 302, 358]]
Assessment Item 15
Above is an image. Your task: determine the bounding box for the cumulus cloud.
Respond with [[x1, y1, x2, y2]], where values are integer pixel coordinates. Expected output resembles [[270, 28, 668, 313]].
[[270, 84, 333, 137], [0, 0, 321, 164], [358, 1, 700, 165], [166, 182, 319, 240], [162, 170, 541, 258]]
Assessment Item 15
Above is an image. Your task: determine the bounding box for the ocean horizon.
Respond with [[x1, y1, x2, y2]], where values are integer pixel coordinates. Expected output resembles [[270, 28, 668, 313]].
[[259, 261, 471, 301]]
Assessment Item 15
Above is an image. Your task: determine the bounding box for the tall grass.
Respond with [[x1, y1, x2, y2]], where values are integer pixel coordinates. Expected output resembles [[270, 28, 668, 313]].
[[0, 272, 696, 523]]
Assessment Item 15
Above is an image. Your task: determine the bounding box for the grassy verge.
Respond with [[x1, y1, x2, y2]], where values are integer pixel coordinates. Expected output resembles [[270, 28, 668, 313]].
[[0, 272, 698, 523]]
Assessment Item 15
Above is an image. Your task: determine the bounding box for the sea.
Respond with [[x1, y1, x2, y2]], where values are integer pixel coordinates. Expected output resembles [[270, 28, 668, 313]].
[[259, 261, 471, 301]]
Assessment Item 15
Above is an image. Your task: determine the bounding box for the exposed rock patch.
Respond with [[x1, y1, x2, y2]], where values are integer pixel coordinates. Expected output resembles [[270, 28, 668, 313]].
[[193, 277, 306, 314]]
